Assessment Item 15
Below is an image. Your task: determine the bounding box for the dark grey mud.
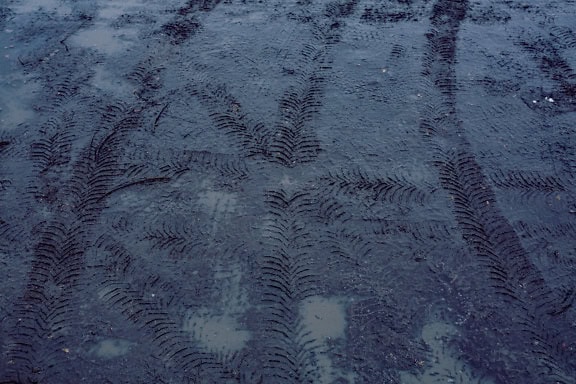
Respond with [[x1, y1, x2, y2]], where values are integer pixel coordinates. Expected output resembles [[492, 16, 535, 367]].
[[0, 0, 575, 383]]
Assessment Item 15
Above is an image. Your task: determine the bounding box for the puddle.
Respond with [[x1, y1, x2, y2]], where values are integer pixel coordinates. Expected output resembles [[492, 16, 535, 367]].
[[68, 0, 161, 55], [91, 64, 134, 98], [88, 338, 135, 359], [0, 72, 39, 128], [0, 27, 39, 128], [69, 25, 138, 55], [300, 296, 354, 384], [300, 296, 346, 341]]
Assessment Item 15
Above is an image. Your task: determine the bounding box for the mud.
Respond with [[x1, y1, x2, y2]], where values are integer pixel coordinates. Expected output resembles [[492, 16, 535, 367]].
[[1, 0, 576, 383]]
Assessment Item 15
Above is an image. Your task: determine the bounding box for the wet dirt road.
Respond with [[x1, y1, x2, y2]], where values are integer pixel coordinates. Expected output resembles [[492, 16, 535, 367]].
[[1, 0, 576, 383]]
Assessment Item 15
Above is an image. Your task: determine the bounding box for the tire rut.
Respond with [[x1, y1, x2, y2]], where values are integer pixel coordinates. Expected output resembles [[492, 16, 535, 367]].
[[420, 0, 576, 382]]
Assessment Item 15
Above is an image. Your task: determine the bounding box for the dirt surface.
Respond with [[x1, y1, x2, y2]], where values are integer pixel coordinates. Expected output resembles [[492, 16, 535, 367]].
[[0, 0, 576, 383]]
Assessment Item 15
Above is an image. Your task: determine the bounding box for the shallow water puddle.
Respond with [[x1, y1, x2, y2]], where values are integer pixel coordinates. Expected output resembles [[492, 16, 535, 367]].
[[70, 25, 138, 55], [91, 63, 134, 98], [0, 72, 39, 128], [68, 0, 143, 55], [88, 338, 136, 359], [300, 296, 353, 383]]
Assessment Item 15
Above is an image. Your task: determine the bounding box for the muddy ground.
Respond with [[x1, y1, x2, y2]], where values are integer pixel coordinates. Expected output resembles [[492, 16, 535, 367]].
[[0, 0, 575, 383]]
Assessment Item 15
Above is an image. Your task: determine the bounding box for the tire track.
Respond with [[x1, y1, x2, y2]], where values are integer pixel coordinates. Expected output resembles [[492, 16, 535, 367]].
[[318, 168, 430, 206], [420, 1, 576, 382], [3, 109, 143, 382], [160, 0, 223, 45], [257, 189, 322, 383], [5, 0, 575, 382], [269, 0, 360, 167], [488, 169, 569, 209], [186, 0, 360, 166], [67, 5, 258, 381], [360, 0, 425, 23], [93, 236, 240, 383], [512, 15, 576, 216], [1, 3, 231, 380], [518, 33, 576, 116], [0, 137, 12, 203]]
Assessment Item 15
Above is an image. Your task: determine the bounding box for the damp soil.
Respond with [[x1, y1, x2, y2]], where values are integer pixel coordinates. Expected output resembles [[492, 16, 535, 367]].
[[1, 0, 576, 383]]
